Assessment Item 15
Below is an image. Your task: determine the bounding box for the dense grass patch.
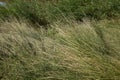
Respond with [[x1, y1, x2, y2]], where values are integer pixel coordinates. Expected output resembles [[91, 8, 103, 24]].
[[0, 0, 120, 79], [0, 19, 120, 79], [0, 0, 120, 25]]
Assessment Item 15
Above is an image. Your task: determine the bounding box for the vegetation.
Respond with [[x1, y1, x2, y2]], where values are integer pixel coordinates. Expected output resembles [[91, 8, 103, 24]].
[[0, 0, 120, 80], [0, 0, 120, 24]]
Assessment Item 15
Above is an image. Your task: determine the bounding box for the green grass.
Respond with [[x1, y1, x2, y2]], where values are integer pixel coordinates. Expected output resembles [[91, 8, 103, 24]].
[[0, 0, 120, 25], [0, 0, 120, 80]]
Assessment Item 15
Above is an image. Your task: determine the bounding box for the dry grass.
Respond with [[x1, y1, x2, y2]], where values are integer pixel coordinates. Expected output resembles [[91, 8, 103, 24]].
[[0, 19, 120, 80]]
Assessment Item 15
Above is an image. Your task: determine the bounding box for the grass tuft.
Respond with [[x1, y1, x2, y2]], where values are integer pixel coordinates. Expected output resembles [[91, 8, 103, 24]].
[[0, 18, 120, 79]]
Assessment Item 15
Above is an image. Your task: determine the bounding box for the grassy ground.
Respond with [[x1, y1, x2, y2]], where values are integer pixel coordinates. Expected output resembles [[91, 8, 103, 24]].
[[0, 0, 120, 80], [0, 19, 120, 80], [0, 0, 120, 23]]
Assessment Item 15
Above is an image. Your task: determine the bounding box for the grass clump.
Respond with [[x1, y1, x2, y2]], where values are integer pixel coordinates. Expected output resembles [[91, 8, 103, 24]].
[[0, 18, 120, 79]]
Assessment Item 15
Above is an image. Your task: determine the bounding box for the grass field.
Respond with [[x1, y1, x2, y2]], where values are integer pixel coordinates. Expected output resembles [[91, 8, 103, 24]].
[[0, 0, 120, 80]]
